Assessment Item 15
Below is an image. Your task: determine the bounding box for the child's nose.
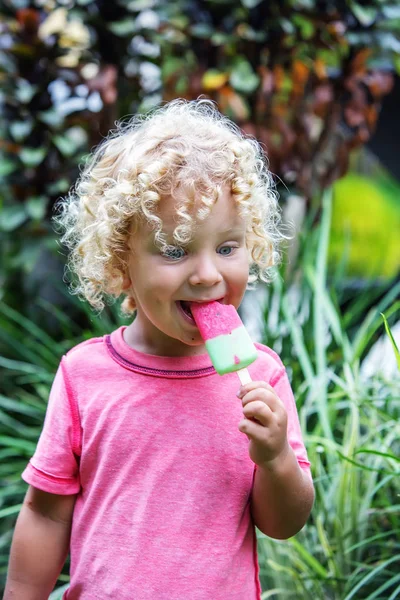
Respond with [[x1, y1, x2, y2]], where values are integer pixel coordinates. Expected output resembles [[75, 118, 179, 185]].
[[188, 254, 223, 287]]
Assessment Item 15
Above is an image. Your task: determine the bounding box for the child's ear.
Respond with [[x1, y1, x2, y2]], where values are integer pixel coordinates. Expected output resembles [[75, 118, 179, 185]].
[[122, 275, 131, 291]]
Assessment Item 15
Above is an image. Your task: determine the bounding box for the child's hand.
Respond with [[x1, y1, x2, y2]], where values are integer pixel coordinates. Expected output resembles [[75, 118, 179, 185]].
[[237, 381, 289, 468]]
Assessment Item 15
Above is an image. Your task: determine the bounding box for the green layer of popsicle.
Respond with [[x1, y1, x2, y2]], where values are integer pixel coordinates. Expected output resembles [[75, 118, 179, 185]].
[[205, 325, 258, 375]]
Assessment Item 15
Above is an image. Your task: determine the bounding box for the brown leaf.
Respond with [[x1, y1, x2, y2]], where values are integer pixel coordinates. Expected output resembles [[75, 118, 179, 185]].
[[343, 104, 365, 127], [349, 48, 371, 75], [314, 58, 327, 80], [271, 100, 288, 118], [365, 71, 394, 99], [365, 105, 378, 130], [344, 104, 366, 128], [16, 9, 40, 34], [86, 65, 118, 105], [292, 60, 309, 86], [241, 122, 257, 138], [296, 164, 312, 195], [329, 142, 350, 184], [273, 64, 285, 93], [348, 126, 370, 150], [187, 70, 204, 97], [218, 86, 249, 121], [327, 21, 346, 40], [259, 65, 274, 95], [313, 83, 333, 117]]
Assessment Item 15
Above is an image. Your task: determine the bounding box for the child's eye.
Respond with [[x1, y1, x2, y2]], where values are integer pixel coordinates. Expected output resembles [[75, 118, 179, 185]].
[[161, 246, 186, 261], [218, 245, 235, 256]]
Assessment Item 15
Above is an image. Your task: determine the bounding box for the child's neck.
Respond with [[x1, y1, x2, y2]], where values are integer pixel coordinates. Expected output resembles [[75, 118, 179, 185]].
[[123, 321, 207, 358]]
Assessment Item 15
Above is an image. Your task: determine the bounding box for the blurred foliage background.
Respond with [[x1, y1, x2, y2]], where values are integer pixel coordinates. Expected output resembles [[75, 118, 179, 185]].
[[1, 0, 400, 315], [0, 0, 399, 598]]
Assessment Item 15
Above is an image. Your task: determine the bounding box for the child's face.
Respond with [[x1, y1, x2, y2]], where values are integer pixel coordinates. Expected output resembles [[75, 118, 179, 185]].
[[124, 187, 249, 356]]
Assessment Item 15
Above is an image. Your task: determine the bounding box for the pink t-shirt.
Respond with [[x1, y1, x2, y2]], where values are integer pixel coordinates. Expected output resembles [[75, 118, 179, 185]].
[[22, 326, 311, 600]]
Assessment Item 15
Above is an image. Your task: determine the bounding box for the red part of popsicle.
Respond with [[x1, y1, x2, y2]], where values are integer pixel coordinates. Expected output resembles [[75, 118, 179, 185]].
[[190, 302, 242, 340]]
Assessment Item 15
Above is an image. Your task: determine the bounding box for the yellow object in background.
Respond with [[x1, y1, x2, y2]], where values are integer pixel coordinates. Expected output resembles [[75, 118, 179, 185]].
[[329, 173, 400, 280]]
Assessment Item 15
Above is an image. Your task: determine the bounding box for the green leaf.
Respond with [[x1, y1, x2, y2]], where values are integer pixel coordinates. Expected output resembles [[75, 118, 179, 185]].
[[48, 584, 71, 600], [0, 436, 36, 453], [0, 504, 23, 519], [346, 529, 400, 553], [0, 408, 39, 438], [127, 0, 155, 9], [190, 23, 214, 38], [168, 15, 189, 29], [381, 312, 400, 369], [382, 6, 400, 19], [377, 32, 400, 53], [0, 301, 67, 360], [289, 537, 328, 577], [161, 57, 185, 80], [355, 447, 400, 461], [15, 79, 37, 104], [9, 120, 33, 142], [336, 450, 397, 475], [53, 134, 78, 157], [241, 0, 263, 8], [281, 294, 315, 385], [0, 159, 17, 176], [237, 25, 266, 42], [280, 18, 295, 35], [389, 584, 400, 600], [175, 75, 189, 95], [292, 14, 315, 39], [47, 178, 70, 194], [0, 355, 52, 380], [0, 395, 43, 418], [211, 32, 232, 46], [343, 555, 400, 600], [365, 573, 400, 600], [38, 109, 65, 128], [19, 147, 47, 168], [10, 240, 43, 273], [0, 205, 27, 231], [26, 196, 47, 221], [108, 19, 138, 36], [350, 2, 378, 26], [230, 59, 260, 93], [290, 0, 315, 8]]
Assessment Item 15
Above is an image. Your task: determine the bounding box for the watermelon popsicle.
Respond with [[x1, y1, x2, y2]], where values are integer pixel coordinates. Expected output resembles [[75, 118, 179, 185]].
[[190, 301, 257, 384]]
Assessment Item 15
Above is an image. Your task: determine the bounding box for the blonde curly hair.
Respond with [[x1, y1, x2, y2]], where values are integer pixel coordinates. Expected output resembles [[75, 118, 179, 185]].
[[54, 98, 286, 314]]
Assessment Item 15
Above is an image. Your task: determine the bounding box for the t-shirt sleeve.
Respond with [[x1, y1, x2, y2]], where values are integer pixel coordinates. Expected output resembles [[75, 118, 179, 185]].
[[271, 368, 311, 475], [22, 357, 81, 495]]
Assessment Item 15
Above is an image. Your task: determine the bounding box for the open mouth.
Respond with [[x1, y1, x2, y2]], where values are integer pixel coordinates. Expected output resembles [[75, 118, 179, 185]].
[[180, 301, 193, 318], [177, 300, 195, 324]]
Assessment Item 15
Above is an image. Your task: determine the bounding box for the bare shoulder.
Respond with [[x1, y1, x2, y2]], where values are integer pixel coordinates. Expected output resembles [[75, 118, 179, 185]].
[[24, 485, 77, 525]]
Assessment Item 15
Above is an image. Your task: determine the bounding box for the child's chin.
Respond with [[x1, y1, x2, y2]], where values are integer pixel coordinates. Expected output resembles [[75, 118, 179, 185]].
[[181, 332, 204, 347]]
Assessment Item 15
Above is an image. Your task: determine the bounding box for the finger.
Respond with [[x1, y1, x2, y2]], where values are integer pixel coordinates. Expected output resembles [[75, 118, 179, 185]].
[[238, 417, 266, 440], [241, 388, 283, 412], [242, 400, 273, 426], [237, 381, 275, 399]]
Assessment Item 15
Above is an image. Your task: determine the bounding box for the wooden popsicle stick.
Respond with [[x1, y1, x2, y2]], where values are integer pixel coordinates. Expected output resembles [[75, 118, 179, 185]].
[[236, 367, 252, 385]]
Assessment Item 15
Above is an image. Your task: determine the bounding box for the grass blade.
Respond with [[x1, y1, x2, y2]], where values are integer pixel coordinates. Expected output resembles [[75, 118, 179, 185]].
[[381, 311, 400, 370]]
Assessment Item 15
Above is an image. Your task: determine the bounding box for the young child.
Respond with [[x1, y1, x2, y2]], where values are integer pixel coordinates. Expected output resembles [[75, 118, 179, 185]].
[[4, 99, 314, 600]]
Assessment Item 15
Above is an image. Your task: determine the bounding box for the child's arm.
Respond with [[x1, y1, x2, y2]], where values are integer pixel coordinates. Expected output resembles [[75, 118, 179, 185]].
[[238, 381, 314, 540], [3, 485, 76, 600], [250, 444, 314, 539]]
